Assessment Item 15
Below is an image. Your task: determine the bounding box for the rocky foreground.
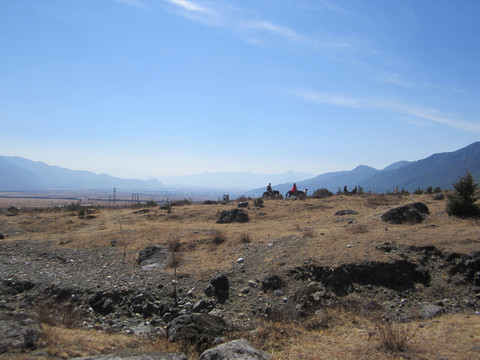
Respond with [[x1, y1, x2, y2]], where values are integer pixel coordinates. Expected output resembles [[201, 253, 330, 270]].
[[1, 199, 480, 358]]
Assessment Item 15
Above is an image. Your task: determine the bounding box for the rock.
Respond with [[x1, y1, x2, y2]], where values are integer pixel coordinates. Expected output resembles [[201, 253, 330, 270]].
[[72, 352, 188, 359], [136, 245, 171, 270], [0, 234, 5, 240], [193, 300, 210, 313], [312, 188, 333, 199], [5, 206, 20, 216], [381, 202, 430, 224], [211, 273, 230, 302], [166, 313, 229, 346], [216, 209, 249, 224], [0, 311, 42, 354], [237, 202, 248, 208], [335, 209, 358, 216], [261, 273, 284, 291], [199, 338, 271, 360], [433, 194, 445, 200], [418, 304, 444, 319]]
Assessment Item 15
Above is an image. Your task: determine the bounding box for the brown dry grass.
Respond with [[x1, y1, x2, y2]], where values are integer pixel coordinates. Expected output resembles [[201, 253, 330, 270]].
[[1, 193, 480, 359]]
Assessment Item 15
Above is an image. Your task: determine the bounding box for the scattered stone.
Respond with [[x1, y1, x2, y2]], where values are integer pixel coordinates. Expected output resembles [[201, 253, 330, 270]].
[[199, 338, 271, 360], [237, 202, 248, 208], [335, 209, 358, 216], [236, 258, 245, 264], [433, 194, 445, 200]]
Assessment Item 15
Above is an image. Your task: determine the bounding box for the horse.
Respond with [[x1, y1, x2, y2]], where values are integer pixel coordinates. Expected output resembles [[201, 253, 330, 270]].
[[262, 190, 280, 199], [285, 189, 308, 200]]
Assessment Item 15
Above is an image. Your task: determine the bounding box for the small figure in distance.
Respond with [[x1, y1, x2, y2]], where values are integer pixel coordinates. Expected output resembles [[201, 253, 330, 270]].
[[267, 183, 273, 194], [291, 183, 298, 193], [393, 186, 399, 194]]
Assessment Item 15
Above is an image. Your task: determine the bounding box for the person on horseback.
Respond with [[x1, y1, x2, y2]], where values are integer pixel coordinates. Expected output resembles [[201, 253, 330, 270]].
[[267, 183, 272, 193], [291, 183, 297, 193]]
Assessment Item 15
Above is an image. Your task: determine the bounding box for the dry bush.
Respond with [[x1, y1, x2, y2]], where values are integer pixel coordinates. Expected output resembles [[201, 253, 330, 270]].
[[35, 301, 84, 329], [167, 252, 183, 268], [239, 232, 251, 244], [167, 236, 182, 253], [212, 229, 227, 245], [302, 227, 316, 238], [374, 320, 416, 353], [303, 310, 336, 331], [348, 224, 368, 234]]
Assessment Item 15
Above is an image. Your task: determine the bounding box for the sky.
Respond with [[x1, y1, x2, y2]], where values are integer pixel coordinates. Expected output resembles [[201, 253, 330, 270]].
[[1, 0, 480, 179]]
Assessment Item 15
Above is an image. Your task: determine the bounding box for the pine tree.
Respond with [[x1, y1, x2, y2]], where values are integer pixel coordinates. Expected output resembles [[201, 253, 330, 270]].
[[446, 171, 480, 217]]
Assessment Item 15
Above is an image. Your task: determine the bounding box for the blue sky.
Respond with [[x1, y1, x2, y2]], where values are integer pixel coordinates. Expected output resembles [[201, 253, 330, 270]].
[[1, 0, 479, 179]]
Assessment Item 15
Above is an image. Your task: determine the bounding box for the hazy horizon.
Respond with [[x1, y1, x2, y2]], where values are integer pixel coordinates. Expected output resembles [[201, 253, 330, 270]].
[[2, 1, 479, 178]]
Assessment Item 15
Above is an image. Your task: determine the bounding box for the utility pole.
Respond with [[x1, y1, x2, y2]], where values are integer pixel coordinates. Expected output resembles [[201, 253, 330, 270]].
[[113, 187, 116, 206]]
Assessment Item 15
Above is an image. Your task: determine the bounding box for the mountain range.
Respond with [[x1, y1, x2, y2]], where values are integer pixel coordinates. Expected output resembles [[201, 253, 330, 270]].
[[1, 142, 479, 196], [247, 141, 480, 196]]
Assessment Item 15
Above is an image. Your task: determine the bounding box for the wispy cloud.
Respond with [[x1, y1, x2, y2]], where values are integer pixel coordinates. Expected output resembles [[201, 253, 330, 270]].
[[290, 88, 480, 132], [115, 0, 148, 10], [240, 20, 305, 43], [165, 0, 207, 12], [160, 0, 363, 53], [378, 72, 412, 87]]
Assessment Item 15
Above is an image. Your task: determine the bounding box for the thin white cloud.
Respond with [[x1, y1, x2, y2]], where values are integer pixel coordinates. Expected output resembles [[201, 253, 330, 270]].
[[240, 20, 305, 43], [160, 0, 362, 53], [379, 72, 412, 87], [115, 0, 148, 10], [165, 0, 207, 12], [290, 88, 480, 132]]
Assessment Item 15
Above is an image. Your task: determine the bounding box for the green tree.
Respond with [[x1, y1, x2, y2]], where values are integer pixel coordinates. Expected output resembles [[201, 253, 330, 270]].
[[446, 171, 480, 217]]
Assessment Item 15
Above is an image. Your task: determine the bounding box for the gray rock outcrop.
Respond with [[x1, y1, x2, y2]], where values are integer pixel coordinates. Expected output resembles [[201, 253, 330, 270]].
[[199, 339, 271, 360]]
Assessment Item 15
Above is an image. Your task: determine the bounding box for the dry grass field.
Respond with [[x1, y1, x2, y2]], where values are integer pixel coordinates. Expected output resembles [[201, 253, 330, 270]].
[[1, 193, 480, 359]]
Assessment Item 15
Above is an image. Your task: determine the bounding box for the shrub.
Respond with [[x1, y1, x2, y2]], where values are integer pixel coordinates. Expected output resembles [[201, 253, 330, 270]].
[[425, 186, 433, 194], [433, 186, 442, 193], [239, 232, 251, 244], [254, 198, 264, 207], [413, 187, 424, 195], [145, 200, 157, 207], [374, 320, 415, 353], [446, 171, 480, 217], [212, 230, 227, 245]]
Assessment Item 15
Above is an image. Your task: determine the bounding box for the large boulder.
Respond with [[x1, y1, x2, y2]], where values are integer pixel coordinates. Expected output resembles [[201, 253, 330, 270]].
[[136, 245, 171, 270], [166, 313, 229, 347], [381, 202, 430, 224], [0, 311, 42, 354], [216, 209, 249, 224], [199, 339, 271, 360]]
